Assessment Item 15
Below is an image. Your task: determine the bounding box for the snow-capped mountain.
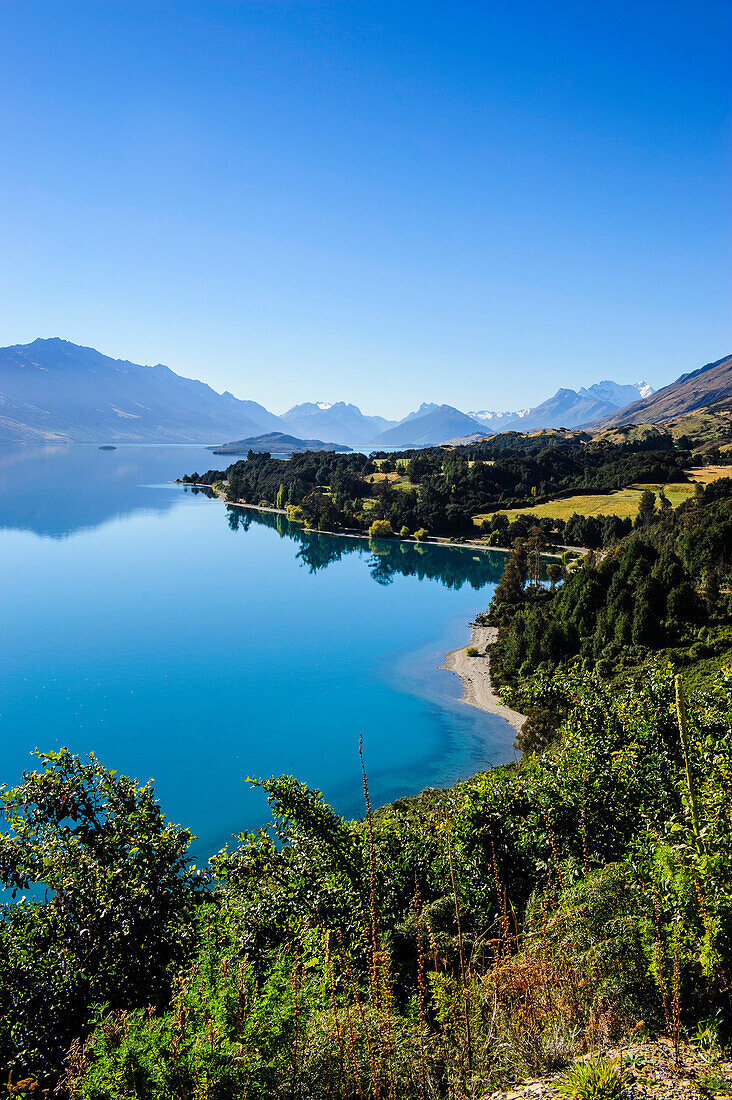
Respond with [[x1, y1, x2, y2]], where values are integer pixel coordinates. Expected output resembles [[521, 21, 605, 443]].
[[469, 380, 655, 433]]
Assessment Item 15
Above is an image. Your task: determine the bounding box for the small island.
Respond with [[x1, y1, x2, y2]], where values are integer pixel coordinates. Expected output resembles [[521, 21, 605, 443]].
[[210, 431, 352, 455]]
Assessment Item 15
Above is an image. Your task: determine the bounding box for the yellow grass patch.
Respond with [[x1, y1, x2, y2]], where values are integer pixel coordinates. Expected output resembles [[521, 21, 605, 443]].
[[473, 484, 695, 523], [684, 465, 731, 484], [473, 466, 730, 524], [365, 471, 400, 484], [473, 466, 731, 524]]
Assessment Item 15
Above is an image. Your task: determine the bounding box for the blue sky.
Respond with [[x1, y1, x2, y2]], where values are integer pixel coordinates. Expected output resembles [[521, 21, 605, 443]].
[[0, 1, 729, 417]]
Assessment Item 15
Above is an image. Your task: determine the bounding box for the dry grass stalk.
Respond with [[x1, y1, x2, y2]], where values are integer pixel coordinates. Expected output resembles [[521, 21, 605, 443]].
[[446, 818, 473, 1085]]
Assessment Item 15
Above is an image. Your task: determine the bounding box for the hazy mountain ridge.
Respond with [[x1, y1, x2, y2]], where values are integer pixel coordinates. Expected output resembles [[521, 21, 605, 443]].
[[468, 380, 653, 434], [282, 401, 396, 442], [371, 405, 487, 447], [0, 338, 288, 443], [9, 337, 727, 451]]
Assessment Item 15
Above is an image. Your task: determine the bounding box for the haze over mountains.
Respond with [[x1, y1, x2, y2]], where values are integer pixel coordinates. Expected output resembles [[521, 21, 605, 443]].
[[370, 405, 486, 447], [281, 401, 396, 443], [0, 339, 284, 444], [469, 381, 653, 434], [2, 337, 730, 450]]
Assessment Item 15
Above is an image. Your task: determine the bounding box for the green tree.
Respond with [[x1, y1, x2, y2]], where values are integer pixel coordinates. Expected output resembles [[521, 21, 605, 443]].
[[527, 526, 545, 588], [0, 750, 202, 1085], [491, 537, 528, 610], [547, 561, 564, 591], [369, 519, 394, 538], [635, 488, 657, 529]]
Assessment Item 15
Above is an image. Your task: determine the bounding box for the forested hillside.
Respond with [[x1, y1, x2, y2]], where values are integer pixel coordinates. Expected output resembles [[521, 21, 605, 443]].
[[183, 431, 696, 539], [486, 477, 732, 750]]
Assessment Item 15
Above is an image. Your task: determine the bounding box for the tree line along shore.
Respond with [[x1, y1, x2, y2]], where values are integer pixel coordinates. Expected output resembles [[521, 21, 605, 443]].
[[2, 426, 731, 1098]]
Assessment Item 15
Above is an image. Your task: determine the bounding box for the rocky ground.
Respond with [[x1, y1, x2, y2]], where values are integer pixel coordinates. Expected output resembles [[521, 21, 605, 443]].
[[482, 1040, 732, 1100]]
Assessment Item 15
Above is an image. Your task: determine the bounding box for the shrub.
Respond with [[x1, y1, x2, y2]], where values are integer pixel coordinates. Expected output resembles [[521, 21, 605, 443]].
[[0, 751, 202, 1085], [414, 527, 428, 541], [466, 646, 480, 657], [556, 1057, 626, 1100], [399, 525, 411, 538], [369, 519, 394, 538], [498, 1022, 578, 1078]]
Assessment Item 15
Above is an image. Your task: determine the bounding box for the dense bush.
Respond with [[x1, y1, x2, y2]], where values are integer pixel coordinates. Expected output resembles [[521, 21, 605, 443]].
[[369, 518, 394, 538], [4, 667, 730, 1097], [0, 750, 204, 1087]]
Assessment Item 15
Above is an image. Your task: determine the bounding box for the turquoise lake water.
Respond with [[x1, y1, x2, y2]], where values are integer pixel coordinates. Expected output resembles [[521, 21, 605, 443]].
[[0, 444, 516, 857]]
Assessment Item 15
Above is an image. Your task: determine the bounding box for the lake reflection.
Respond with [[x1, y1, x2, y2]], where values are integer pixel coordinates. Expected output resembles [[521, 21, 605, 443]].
[[0, 443, 222, 538], [222, 502, 507, 589], [0, 445, 515, 857]]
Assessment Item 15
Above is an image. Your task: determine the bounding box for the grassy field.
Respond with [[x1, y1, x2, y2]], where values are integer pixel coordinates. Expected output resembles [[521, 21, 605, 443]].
[[685, 464, 732, 484], [365, 470, 415, 491], [473, 466, 731, 524]]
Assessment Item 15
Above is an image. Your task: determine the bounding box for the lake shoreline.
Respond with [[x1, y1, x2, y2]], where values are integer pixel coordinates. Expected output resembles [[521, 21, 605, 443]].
[[184, 484, 530, 738], [180, 484, 572, 558], [442, 624, 527, 734]]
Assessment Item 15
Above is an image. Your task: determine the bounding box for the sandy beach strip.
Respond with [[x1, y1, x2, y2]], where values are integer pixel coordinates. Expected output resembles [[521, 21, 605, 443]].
[[442, 625, 526, 734]]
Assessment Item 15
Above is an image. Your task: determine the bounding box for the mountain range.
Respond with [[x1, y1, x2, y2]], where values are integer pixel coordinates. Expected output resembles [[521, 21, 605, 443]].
[[281, 401, 396, 443], [0, 338, 283, 443], [593, 353, 732, 429], [3, 337, 729, 449], [468, 380, 653, 434]]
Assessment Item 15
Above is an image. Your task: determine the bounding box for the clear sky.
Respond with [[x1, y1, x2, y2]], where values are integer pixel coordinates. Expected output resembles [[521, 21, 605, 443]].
[[0, 0, 729, 418]]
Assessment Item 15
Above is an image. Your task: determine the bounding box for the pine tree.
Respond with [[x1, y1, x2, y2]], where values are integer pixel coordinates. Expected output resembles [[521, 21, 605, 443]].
[[491, 537, 528, 609]]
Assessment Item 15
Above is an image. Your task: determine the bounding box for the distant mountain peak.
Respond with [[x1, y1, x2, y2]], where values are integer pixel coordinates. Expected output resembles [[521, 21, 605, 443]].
[[281, 400, 397, 443], [371, 404, 486, 447]]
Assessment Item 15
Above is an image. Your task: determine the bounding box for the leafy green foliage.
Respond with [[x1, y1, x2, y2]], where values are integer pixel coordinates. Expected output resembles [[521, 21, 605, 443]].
[[74, 941, 300, 1100], [4, 661, 732, 1097], [0, 750, 203, 1085], [369, 518, 394, 538], [61, 666, 732, 1098]]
